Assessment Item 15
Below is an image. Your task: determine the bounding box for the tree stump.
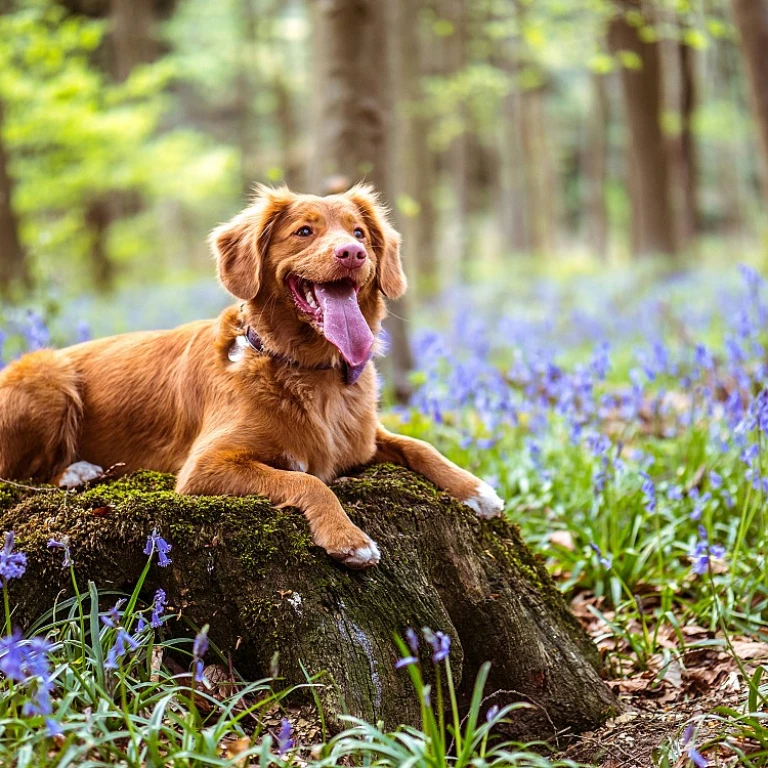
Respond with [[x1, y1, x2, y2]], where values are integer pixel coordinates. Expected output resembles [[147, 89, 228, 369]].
[[0, 464, 619, 739]]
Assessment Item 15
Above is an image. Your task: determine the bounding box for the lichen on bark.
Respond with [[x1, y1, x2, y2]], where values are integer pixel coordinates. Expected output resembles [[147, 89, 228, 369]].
[[0, 464, 618, 738]]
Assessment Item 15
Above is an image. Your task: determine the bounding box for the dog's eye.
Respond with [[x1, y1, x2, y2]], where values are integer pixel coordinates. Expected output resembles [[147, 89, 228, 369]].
[[353, 227, 365, 240], [295, 226, 313, 237]]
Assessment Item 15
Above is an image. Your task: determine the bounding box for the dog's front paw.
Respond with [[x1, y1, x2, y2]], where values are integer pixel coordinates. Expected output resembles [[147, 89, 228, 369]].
[[325, 529, 381, 570], [463, 480, 505, 519]]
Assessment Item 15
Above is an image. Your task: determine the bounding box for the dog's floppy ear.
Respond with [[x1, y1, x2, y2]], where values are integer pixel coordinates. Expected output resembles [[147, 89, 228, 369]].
[[211, 185, 294, 301], [346, 184, 407, 300]]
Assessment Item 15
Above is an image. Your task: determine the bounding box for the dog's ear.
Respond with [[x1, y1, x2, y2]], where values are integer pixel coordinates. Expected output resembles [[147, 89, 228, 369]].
[[211, 186, 293, 301], [346, 184, 407, 300]]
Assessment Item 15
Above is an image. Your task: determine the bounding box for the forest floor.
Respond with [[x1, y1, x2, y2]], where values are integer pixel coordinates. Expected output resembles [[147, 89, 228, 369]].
[[556, 592, 766, 767]]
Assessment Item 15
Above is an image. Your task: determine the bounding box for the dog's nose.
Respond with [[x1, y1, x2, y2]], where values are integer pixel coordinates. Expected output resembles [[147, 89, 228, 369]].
[[334, 242, 367, 269]]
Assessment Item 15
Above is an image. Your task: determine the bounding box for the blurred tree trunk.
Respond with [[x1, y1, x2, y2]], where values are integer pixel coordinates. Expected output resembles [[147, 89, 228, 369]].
[[309, 0, 413, 401], [109, 0, 157, 80], [731, 0, 768, 204], [496, 82, 528, 254], [609, 0, 677, 257], [677, 38, 699, 246], [274, 74, 300, 189], [0, 99, 29, 293], [442, 0, 470, 276], [84, 197, 114, 291], [585, 73, 610, 260], [395, 0, 437, 295], [237, 0, 259, 194]]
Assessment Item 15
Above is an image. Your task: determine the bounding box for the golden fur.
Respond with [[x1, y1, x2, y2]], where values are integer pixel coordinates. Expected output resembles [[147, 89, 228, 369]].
[[0, 185, 503, 568]]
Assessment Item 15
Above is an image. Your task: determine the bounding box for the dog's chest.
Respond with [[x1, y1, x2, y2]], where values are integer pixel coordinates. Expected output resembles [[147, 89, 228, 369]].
[[275, 377, 378, 482]]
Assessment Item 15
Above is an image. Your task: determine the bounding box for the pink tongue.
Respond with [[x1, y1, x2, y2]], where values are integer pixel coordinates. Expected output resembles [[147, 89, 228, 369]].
[[314, 281, 374, 367]]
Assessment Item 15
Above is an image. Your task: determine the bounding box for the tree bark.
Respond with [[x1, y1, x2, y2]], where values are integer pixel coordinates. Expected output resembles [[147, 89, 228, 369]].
[[395, 0, 438, 295], [2, 464, 619, 739], [609, 0, 677, 257], [585, 73, 610, 261], [730, 0, 768, 205], [0, 99, 28, 293], [109, 0, 157, 82]]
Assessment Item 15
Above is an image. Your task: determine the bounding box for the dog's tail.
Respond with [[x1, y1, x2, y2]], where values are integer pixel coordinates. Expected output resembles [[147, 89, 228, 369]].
[[0, 351, 83, 482]]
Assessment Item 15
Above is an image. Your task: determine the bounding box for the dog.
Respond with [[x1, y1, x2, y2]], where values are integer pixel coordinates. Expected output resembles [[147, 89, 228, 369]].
[[0, 185, 504, 568]]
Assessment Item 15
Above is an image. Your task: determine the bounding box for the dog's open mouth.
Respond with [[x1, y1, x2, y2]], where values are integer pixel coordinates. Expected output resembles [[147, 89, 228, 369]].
[[286, 275, 374, 368]]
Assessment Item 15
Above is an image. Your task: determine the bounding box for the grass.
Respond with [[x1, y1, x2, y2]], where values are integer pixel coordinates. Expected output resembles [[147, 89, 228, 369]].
[[3, 260, 768, 765]]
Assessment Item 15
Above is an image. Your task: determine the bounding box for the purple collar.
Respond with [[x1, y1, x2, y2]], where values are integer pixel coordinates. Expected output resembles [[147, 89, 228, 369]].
[[244, 327, 369, 385]]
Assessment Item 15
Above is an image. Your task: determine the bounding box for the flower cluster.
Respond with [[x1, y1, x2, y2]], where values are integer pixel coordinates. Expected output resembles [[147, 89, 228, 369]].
[[0, 631, 59, 735], [0, 531, 27, 586], [144, 528, 172, 567]]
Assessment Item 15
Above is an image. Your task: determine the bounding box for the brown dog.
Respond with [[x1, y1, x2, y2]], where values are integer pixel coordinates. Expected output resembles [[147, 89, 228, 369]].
[[0, 185, 504, 568]]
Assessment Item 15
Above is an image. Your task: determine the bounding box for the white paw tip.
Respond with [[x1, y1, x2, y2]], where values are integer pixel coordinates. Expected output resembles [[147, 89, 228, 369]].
[[344, 540, 381, 569], [59, 461, 104, 489], [464, 481, 505, 519]]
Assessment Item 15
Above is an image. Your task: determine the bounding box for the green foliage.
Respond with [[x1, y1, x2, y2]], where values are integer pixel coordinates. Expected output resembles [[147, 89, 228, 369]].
[[0, 3, 237, 288]]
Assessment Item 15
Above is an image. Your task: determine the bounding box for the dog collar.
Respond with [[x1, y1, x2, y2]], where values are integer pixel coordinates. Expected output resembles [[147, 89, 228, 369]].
[[242, 326, 369, 386]]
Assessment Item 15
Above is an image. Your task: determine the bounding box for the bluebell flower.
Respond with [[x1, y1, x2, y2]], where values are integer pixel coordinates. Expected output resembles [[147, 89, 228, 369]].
[[422, 628, 451, 663], [486, 704, 500, 722], [405, 627, 419, 655], [395, 655, 418, 669], [144, 529, 172, 567], [101, 599, 125, 629], [590, 542, 613, 569], [104, 628, 139, 670], [682, 723, 708, 767], [689, 527, 726, 576], [277, 718, 294, 755], [150, 589, 167, 629], [708, 471, 722, 489], [193, 627, 209, 659], [47, 538, 73, 568], [639, 471, 657, 513], [0, 531, 27, 587], [0, 629, 25, 680]]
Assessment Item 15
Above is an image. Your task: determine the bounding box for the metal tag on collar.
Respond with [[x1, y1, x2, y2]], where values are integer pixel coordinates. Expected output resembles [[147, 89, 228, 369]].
[[245, 327, 263, 353]]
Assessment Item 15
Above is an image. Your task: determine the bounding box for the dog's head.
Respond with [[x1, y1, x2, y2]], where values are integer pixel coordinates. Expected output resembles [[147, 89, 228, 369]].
[[211, 185, 406, 368]]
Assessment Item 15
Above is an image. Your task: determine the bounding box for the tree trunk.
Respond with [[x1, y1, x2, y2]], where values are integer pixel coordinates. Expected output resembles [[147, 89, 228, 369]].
[[731, 0, 768, 205], [0, 99, 28, 293], [609, 0, 677, 257], [585, 73, 610, 261], [395, 0, 438, 295], [1, 464, 619, 738], [309, 0, 413, 401], [109, 0, 157, 82], [677, 38, 699, 246]]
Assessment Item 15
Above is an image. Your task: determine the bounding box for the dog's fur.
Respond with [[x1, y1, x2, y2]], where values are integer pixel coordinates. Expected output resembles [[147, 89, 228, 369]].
[[0, 185, 503, 568]]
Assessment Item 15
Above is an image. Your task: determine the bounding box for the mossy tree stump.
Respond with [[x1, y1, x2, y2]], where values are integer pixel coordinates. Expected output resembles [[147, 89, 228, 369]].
[[0, 464, 618, 738]]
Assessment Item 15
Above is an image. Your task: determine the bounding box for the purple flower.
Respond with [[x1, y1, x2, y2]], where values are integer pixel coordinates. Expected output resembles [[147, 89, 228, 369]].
[[101, 599, 125, 629], [639, 471, 656, 513], [194, 658, 205, 683], [689, 528, 726, 576], [405, 627, 419, 655], [682, 723, 708, 767], [104, 628, 139, 669], [143, 529, 172, 567], [395, 655, 418, 669], [708, 471, 722, 489], [47, 537, 73, 568], [0, 531, 27, 586], [0, 629, 25, 680], [277, 718, 294, 755], [193, 627, 209, 659], [150, 589, 167, 629], [486, 704, 500, 722], [423, 628, 451, 663], [590, 542, 613, 570]]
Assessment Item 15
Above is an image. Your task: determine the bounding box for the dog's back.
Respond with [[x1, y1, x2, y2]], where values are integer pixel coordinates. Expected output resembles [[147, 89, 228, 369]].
[[0, 318, 215, 482]]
